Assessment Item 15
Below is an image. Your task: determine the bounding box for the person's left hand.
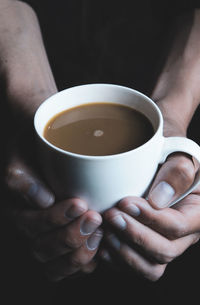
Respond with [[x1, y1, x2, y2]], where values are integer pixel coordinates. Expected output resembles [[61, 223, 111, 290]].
[[101, 118, 200, 281]]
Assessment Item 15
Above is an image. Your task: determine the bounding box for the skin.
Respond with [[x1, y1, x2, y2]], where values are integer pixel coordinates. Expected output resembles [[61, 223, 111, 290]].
[[1, 0, 103, 281], [102, 9, 200, 281], [1, 1, 200, 281]]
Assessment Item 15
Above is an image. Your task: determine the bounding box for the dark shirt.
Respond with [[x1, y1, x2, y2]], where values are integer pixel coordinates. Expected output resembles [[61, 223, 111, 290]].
[[26, 0, 200, 92]]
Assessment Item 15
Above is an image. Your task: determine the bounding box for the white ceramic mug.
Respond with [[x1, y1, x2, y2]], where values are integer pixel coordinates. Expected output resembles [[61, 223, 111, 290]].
[[34, 84, 200, 212]]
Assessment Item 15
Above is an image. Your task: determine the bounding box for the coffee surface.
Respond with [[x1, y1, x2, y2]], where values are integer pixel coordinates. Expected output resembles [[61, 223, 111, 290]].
[[44, 102, 154, 156]]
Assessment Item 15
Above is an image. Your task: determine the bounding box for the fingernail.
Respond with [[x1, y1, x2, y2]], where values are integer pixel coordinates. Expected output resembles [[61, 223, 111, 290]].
[[86, 229, 103, 250], [125, 204, 141, 217], [149, 181, 175, 208], [80, 217, 101, 235], [107, 234, 121, 250], [65, 205, 86, 220], [110, 215, 127, 230], [100, 249, 112, 262], [27, 183, 55, 208]]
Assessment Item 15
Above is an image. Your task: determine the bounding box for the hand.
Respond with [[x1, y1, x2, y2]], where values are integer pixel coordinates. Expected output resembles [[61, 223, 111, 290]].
[[3, 95, 103, 281], [3, 91, 103, 282], [1, 1, 103, 281], [4, 153, 103, 281], [101, 117, 200, 281]]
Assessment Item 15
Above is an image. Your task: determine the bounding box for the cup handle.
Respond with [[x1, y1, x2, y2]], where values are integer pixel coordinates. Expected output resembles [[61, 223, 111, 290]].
[[159, 136, 200, 207]]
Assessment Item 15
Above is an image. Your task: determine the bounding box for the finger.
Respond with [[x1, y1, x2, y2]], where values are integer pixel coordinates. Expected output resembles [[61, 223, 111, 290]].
[[104, 208, 199, 264], [99, 248, 113, 263], [45, 229, 103, 282], [147, 153, 196, 209], [32, 211, 102, 262], [5, 157, 55, 209], [106, 233, 167, 282], [98, 247, 125, 272], [16, 198, 88, 238], [80, 260, 98, 274], [118, 196, 200, 239]]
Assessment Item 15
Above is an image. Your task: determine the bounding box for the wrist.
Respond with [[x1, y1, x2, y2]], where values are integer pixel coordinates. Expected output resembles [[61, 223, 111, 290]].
[[155, 94, 191, 137], [5, 69, 57, 123], [153, 87, 197, 137]]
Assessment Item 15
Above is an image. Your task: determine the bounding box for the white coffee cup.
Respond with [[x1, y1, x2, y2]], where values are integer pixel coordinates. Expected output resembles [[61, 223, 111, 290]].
[[34, 84, 200, 212]]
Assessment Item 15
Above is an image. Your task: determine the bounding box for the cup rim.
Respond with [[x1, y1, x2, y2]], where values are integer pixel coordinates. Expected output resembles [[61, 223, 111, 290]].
[[34, 83, 163, 160]]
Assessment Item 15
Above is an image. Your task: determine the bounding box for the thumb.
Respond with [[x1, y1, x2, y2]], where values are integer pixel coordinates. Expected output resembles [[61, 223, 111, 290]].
[[5, 156, 55, 209], [147, 153, 196, 209]]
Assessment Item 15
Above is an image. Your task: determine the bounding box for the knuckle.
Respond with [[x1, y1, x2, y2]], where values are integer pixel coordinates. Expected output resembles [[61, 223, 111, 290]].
[[46, 212, 63, 228], [134, 234, 146, 248], [81, 262, 97, 274], [192, 236, 200, 245], [118, 197, 133, 209], [169, 220, 188, 239], [103, 208, 119, 221], [5, 164, 21, 189], [69, 256, 82, 269], [64, 233, 80, 249], [68, 248, 94, 269], [156, 246, 177, 264], [173, 158, 194, 185], [144, 265, 165, 282], [156, 254, 172, 264]]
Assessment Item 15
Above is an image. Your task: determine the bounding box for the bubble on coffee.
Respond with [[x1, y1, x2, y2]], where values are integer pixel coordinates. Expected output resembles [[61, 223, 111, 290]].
[[93, 130, 104, 137]]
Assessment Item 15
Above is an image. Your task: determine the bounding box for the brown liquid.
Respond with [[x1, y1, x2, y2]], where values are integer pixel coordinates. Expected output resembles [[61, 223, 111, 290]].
[[44, 102, 154, 156]]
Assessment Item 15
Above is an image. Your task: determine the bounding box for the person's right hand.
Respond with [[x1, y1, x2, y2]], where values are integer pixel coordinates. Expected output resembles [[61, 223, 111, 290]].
[[4, 154, 103, 281], [0, 0, 103, 282]]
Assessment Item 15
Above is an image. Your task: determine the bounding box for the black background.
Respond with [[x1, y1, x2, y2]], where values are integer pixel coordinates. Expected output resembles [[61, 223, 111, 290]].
[[1, 1, 200, 304]]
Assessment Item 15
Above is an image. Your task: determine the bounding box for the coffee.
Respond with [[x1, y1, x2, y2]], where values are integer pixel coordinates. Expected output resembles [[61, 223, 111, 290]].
[[43, 102, 154, 156]]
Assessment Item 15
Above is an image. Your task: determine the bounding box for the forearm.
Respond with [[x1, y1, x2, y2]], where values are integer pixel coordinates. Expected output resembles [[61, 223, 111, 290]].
[[0, 0, 57, 119], [152, 9, 200, 134]]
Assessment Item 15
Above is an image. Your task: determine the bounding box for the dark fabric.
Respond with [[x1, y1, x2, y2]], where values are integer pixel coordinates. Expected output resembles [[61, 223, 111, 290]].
[[25, 0, 200, 93], [1, 1, 200, 304]]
